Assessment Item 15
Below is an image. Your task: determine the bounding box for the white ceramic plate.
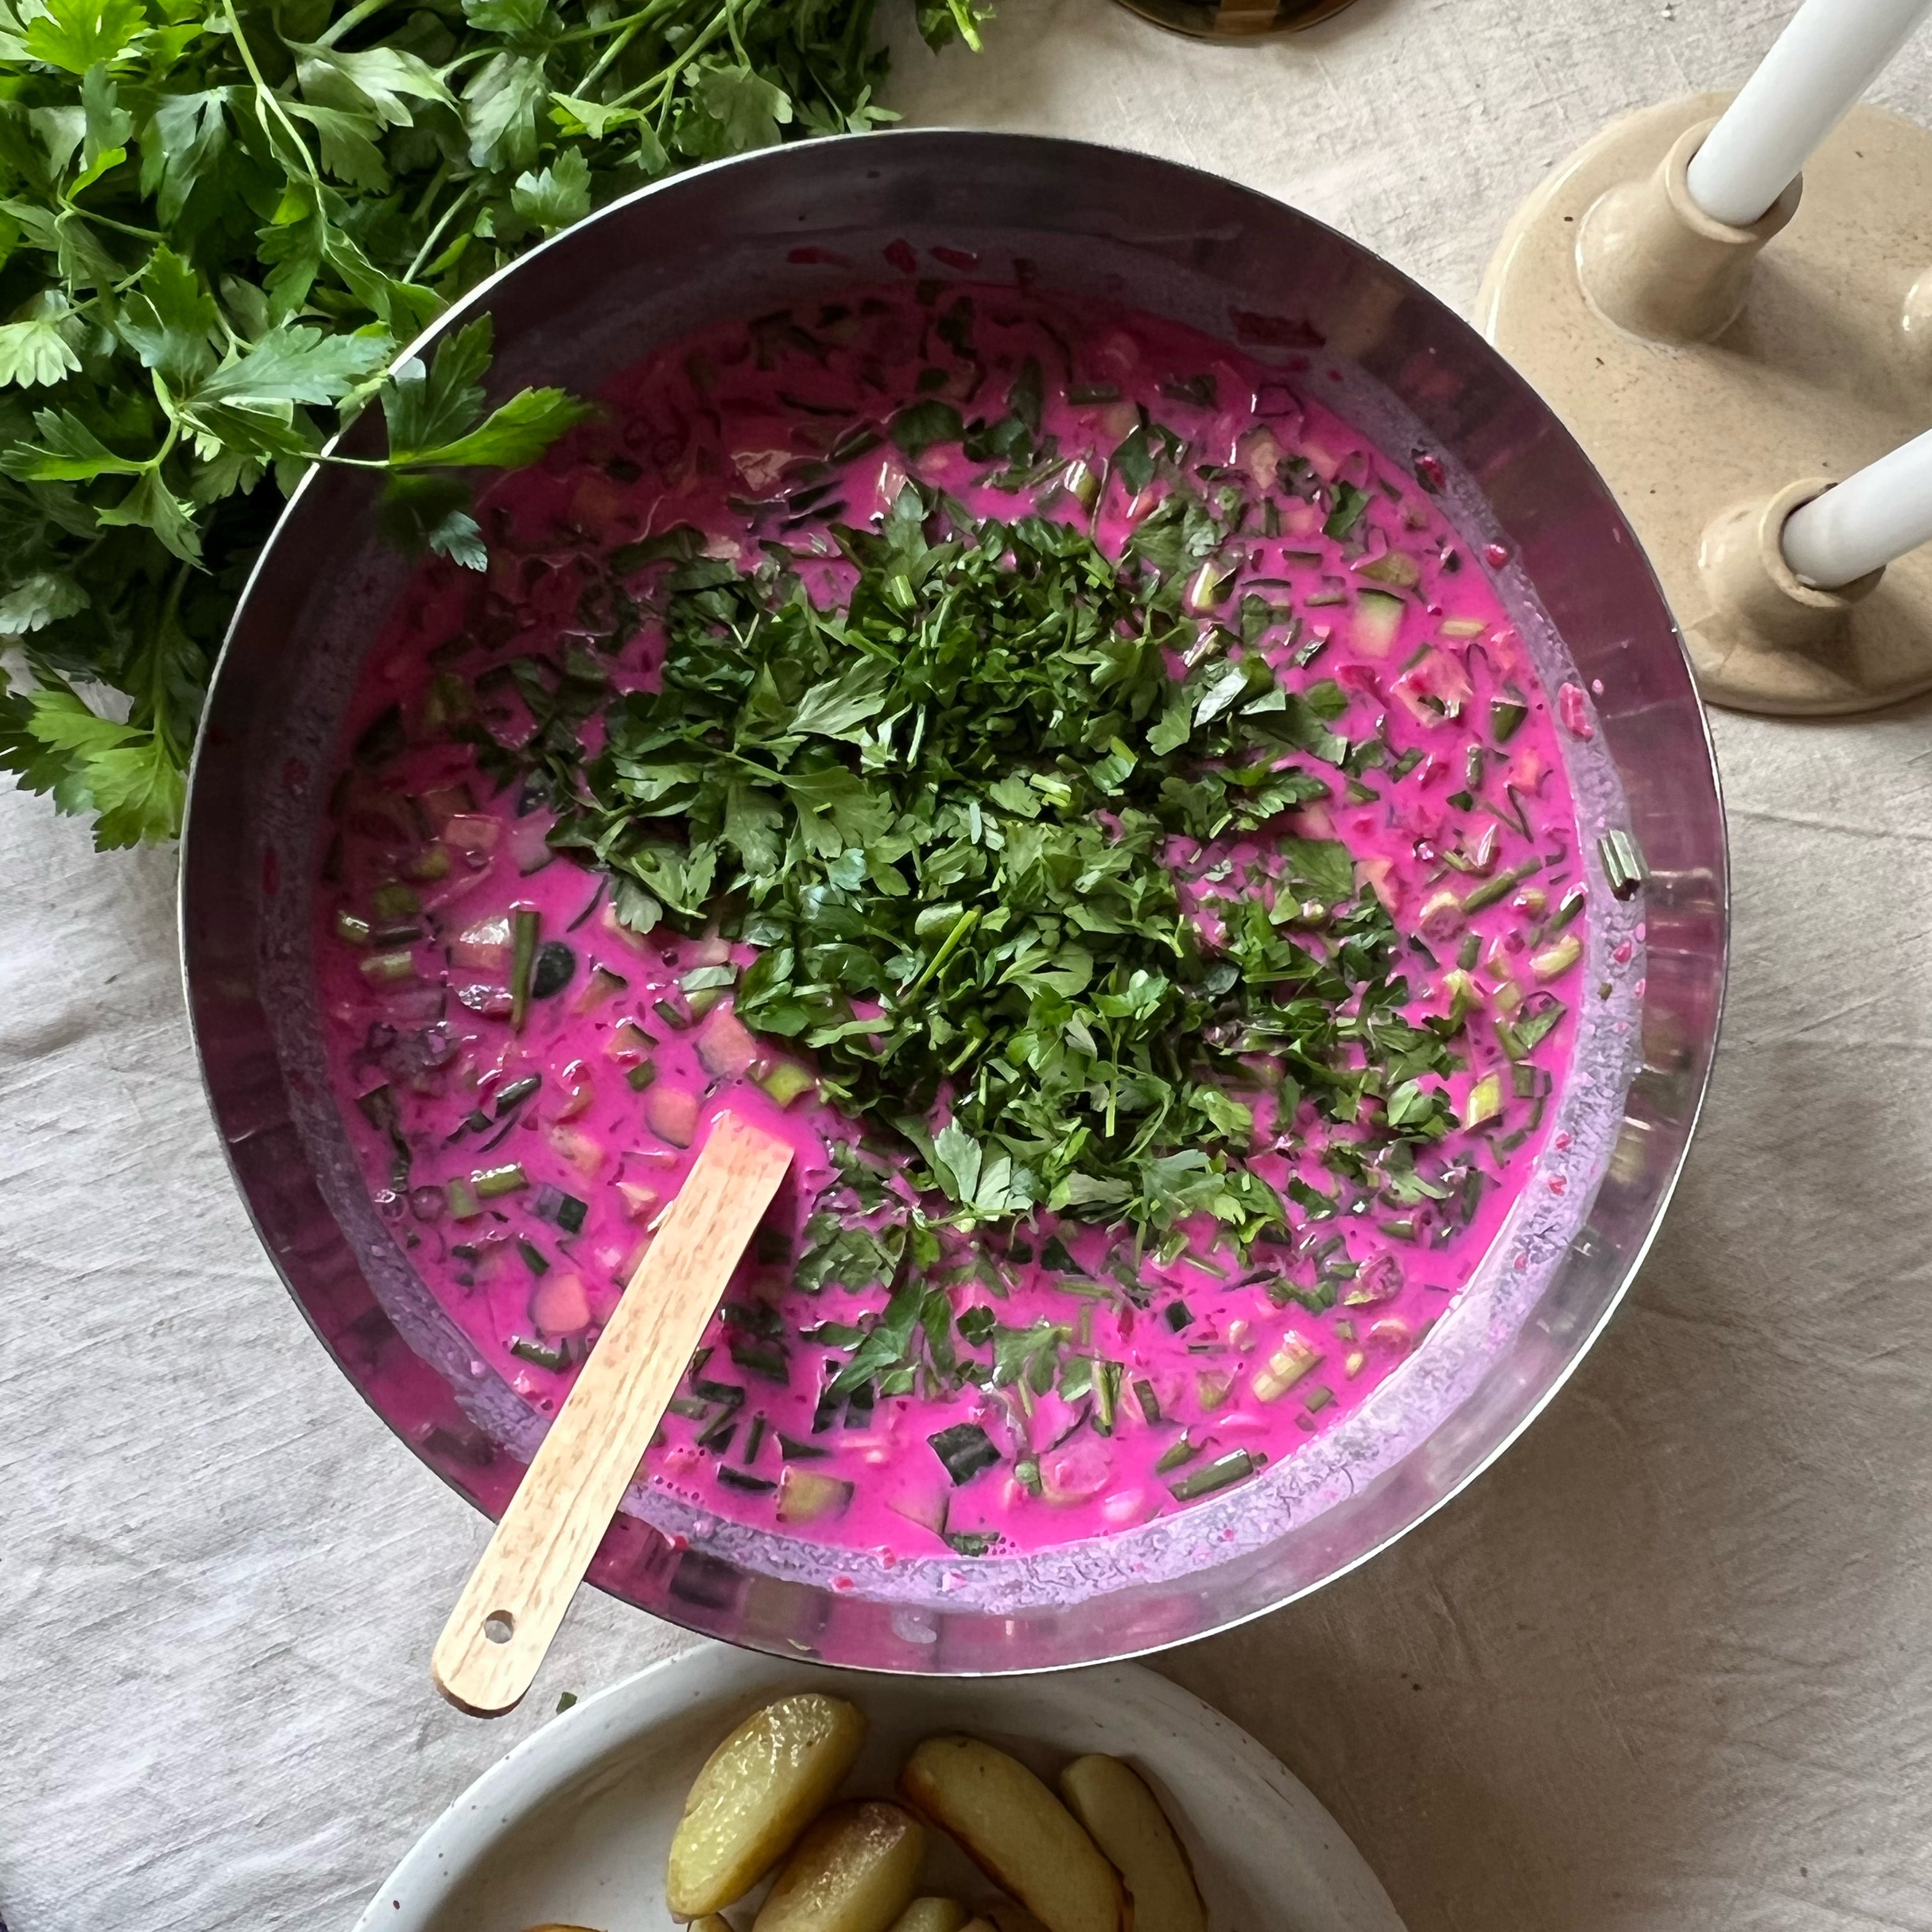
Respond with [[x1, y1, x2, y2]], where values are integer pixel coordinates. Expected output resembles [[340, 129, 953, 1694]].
[[356, 1645, 1405, 1932]]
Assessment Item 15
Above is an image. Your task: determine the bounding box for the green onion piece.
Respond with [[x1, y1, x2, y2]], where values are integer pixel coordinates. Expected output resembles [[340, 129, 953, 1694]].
[[928, 1421, 1002, 1486], [1462, 1072, 1504, 1129], [1550, 885, 1587, 932], [1461, 862, 1536, 915], [1465, 744, 1485, 788], [555, 1194, 588, 1235], [1092, 1359, 1121, 1434], [510, 1336, 571, 1372], [371, 880, 419, 920], [1014, 1456, 1042, 1494], [1599, 829, 1648, 900], [1134, 1378, 1161, 1425], [666, 1394, 709, 1420], [445, 1177, 481, 1221], [1512, 1062, 1553, 1098], [509, 908, 539, 1031], [1531, 934, 1582, 982], [404, 844, 451, 882], [333, 908, 371, 945], [1155, 1434, 1198, 1474], [653, 997, 688, 1031], [715, 1467, 776, 1493], [1456, 933, 1482, 972], [517, 1237, 549, 1275], [1490, 694, 1528, 742], [626, 1062, 658, 1092], [494, 1074, 541, 1117], [1169, 1448, 1259, 1501], [359, 948, 416, 984], [472, 1163, 528, 1198], [1304, 1384, 1336, 1413], [758, 1061, 817, 1108]]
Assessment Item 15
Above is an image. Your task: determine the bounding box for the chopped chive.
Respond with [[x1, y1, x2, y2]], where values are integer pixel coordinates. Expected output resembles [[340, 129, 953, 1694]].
[[715, 1466, 775, 1493], [742, 1414, 767, 1464], [509, 908, 539, 1031], [1169, 1448, 1260, 1500], [1550, 884, 1587, 932], [517, 1237, 549, 1275], [510, 1336, 571, 1372], [472, 1163, 528, 1198], [1599, 829, 1648, 900], [696, 1413, 737, 1453], [1134, 1377, 1161, 1425], [1491, 693, 1528, 742], [1461, 862, 1536, 915], [652, 998, 687, 1031], [666, 1394, 709, 1420], [692, 1378, 745, 1406], [777, 1434, 827, 1460], [626, 1061, 658, 1091], [1092, 1359, 1121, 1434], [1155, 1434, 1198, 1473], [494, 1074, 541, 1117]]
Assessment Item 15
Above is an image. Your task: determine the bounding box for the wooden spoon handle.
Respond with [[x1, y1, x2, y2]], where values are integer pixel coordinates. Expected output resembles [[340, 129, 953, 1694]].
[[432, 1111, 794, 1716]]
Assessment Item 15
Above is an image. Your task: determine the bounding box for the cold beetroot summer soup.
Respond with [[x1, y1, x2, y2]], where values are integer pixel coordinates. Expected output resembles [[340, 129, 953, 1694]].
[[318, 279, 1597, 1562]]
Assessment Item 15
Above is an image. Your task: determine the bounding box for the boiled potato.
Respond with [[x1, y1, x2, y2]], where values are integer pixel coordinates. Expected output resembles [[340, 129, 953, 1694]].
[[1059, 1757, 1205, 1932], [668, 1694, 868, 1916], [889, 1902, 970, 1932], [752, 1801, 925, 1932], [982, 1905, 1049, 1932], [899, 1738, 1122, 1932]]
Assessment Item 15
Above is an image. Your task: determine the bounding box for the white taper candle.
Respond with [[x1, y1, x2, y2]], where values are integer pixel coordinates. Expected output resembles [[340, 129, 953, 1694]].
[[1782, 428, 1932, 586], [1685, 0, 1932, 227]]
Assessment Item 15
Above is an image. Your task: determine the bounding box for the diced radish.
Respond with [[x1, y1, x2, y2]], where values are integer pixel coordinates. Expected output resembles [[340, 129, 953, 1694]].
[[573, 965, 627, 1014], [604, 1018, 652, 1062], [530, 1271, 590, 1336], [644, 1084, 699, 1148], [508, 814, 553, 874], [776, 1468, 854, 1524], [598, 901, 651, 952], [616, 1180, 659, 1219], [548, 1060, 594, 1121], [696, 1004, 759, 1079], [1040, 1437, 1111, 1505], [1237, 425, 1282, 491], [442, 814, 500, 853], [1358, 854, 1399, 912], [452, 915, 511, 972], [886, 1490, 947, 1536], [544, 1121, 605, 1176], [1353, 590, 1405, 658]]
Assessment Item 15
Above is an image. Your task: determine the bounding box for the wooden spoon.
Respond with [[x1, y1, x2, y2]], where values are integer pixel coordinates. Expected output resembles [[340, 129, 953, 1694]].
[[433, 1110, 794, 1716]]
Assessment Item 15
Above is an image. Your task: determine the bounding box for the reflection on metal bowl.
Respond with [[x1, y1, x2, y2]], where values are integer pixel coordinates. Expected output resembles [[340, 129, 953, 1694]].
[[183, 131, 1726, 1675]]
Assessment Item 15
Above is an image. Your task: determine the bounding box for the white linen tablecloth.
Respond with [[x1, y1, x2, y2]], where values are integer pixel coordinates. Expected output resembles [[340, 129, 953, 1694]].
[[5, 4, 1930, 1925]]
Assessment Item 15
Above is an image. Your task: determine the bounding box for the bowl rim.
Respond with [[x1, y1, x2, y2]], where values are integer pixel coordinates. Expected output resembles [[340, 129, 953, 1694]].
[[182, 125, 1729, 1673]]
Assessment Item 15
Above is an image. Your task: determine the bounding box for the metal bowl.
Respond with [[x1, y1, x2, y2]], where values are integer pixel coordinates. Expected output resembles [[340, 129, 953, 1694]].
[[183, 131, 1726, 1675]]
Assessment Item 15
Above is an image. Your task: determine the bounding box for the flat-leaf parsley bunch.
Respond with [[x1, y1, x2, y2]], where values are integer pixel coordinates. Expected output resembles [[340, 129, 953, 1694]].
[[0, 0, 987, 847]]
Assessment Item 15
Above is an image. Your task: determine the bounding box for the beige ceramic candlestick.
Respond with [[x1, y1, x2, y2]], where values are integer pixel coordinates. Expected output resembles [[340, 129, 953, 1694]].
[[1478, 92, 1932, 716]]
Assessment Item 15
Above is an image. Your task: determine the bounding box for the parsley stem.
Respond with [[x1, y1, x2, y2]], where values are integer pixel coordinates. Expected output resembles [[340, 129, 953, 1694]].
[[221, 0, 325, 195], [900, 907, 980, 1005], [312, 0, 395, 47], [404, 180, 480, 283]]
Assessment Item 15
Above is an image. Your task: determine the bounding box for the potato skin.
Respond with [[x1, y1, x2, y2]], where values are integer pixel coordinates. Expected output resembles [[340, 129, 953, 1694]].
[[752, 1801, 926, 1932], [899, 1737, 1122, 1932], [668, 1694, 868, 1916], [1058, 1757, 1206, 1932], [888, 1901, 970, 1932]]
